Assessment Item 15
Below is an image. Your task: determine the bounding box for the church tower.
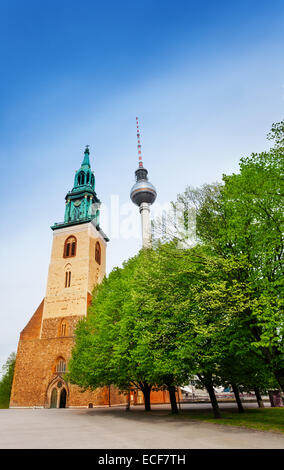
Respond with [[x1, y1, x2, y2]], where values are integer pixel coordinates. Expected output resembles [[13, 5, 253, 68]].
[[43, 146, 108, 325], [10, 147, 126, 408]]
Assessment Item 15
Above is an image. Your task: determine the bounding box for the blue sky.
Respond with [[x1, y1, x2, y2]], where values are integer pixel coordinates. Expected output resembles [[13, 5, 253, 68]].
[[1, 0, 284, 367]]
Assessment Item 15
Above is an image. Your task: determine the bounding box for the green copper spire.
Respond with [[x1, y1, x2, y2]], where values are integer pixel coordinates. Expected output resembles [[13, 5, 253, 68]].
[[73, 145, 95, 190], [81, 145, 91, 168], [51, 146, 101, 230]]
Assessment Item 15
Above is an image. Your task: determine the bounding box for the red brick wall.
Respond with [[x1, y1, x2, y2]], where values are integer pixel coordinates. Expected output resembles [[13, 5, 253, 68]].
[[10, 313, 127, 408]]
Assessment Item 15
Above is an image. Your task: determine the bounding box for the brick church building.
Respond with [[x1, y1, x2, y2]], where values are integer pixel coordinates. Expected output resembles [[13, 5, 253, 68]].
[[10, 147, 170, 408]]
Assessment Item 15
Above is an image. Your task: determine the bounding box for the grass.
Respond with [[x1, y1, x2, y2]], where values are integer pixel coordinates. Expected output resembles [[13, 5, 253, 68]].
[[176, 407, 284, 434]]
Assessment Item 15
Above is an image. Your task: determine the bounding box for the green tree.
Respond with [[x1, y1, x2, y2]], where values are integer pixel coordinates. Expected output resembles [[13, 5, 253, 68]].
[[0, 353, 16, 408], [69, 240, 260, 418], [122, 243, 252, 418], [218, 347, 278, 411], [67, 257, 157, 411], [163, 122, 284, 392], [113, 244, 244, 417]]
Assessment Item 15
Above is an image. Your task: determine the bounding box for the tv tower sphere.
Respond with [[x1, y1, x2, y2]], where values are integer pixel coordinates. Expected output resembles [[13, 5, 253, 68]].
[[130, 167, 157, 207]]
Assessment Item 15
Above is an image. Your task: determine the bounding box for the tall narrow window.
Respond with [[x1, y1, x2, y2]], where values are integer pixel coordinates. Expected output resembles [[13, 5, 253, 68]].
[[65, 270, 71, 288], [78, 171, 85, 185], [64, 236, 77, 258], [56, 358, 66, 374], [95, 241, 101, 265], [65, 243, 70, 257], [60, 322, 67, 337]]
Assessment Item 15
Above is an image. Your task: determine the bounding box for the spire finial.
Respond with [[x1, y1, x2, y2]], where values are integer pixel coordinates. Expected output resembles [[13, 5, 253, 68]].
[[81, 145, 91, 168], [136, 117, 143, 168]]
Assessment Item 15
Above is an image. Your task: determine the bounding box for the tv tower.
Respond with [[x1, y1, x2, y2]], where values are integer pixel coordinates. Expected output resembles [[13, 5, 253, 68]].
[[130, 117, 157, 248]]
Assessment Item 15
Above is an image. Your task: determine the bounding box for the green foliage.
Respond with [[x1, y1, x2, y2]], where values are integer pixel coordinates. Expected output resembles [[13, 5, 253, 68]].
[[68, 256, 155, 397], [168, 123, 284, 391], [0, 353, 16, 408], [267, 120, 284, 149], [69, 243, 255, 401]]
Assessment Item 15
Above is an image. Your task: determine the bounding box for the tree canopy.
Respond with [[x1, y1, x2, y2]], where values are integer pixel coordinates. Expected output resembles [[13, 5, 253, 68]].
[[0, 353, 16, 409]]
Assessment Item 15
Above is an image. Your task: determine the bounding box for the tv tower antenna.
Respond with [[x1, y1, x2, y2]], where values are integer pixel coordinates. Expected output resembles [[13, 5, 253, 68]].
[[130, 117, 157, 248], [136, 117, 143, 168]]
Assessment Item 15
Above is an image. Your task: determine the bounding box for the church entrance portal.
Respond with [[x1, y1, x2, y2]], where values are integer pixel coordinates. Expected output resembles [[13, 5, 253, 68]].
[[48, 380, 68, 408]]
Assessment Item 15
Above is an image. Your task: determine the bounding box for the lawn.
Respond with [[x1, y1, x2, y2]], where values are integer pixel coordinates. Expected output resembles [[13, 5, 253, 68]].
[[176, 407, 284, 433]]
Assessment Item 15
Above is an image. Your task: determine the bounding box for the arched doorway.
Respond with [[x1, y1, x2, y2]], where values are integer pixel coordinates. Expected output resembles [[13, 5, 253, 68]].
[[50, 388, 57, 408], [59, 388, 67, 408], [47, 378, 68, 408]]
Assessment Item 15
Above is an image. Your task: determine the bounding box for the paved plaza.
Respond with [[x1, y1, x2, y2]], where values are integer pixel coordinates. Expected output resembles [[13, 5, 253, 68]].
[[0, 403, 283, 449]]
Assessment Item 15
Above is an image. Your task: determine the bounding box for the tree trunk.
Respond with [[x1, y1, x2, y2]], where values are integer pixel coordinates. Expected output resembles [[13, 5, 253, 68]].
[[246, 315, 284, 394], [274, 370, 284, 394], [254, 388, 264, 408], [168, 385, 178, 414], [203, 379, 221, 418], [268, 391, 276, 407], [125, 391, 130, 411], [231, 383, 244, 413], [141, 384, 151, 411]]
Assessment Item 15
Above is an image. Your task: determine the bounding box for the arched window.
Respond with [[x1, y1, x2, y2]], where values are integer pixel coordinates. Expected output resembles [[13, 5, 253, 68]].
[[56, 358, 66, 374], [64, 263, 72, 288], [64, 236, 77, 258], [95, 241, 101, 265], [78, 171, 85, 185], [59, 320, 67, 337]]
